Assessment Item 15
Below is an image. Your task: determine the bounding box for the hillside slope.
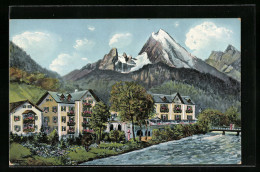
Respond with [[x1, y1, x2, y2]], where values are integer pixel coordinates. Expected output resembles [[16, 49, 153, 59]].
[[9, 83, 46, 104]]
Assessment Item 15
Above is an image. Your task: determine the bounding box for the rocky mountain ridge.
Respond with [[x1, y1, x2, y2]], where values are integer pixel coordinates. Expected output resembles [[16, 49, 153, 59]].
[[205, 45, 241, 81]]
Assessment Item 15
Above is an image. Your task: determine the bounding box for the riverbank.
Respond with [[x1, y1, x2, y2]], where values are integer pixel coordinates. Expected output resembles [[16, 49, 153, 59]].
[[81, 133, 241, 165]]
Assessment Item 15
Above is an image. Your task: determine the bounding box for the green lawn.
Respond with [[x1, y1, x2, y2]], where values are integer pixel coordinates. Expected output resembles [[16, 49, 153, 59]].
[[9, 82, 46, 104]]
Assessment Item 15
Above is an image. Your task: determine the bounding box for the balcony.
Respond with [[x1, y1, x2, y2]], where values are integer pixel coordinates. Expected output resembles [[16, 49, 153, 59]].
[[186, 109, 193, 113], [23, 127, 35, 132], [67, 111, 75, 116], [67, 121, 75, 126], [82, 111, 92, 117], [82, 121, 90, 127], [23, 117, 34, 124], [160, 107, 169, 113]]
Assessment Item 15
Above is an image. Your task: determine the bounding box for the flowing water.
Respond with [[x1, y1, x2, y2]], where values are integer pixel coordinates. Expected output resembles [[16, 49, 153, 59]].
[[80, 132, 241, 165]]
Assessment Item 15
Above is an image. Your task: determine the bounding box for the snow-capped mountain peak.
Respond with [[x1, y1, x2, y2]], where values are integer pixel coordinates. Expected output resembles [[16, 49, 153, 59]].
[[140, 29, 197, 69]]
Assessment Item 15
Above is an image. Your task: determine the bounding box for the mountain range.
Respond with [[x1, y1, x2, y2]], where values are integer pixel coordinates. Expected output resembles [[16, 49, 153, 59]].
[[9, 29, 241, 114], [64, 29, 239, 84]]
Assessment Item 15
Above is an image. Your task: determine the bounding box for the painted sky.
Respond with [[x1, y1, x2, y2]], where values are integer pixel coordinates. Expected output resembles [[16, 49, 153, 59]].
[[9, 19, 241, 76]]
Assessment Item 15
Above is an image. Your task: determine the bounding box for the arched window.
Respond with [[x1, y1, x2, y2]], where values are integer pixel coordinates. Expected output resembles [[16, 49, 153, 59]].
[[118, 124, 121, 131], [137, 130, 143, 136], [110, 124, 114, 131]]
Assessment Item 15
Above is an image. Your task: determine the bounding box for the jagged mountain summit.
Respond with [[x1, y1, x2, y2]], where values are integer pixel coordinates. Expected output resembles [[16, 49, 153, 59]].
[[64, 29, 237, 83], [205, 45, 241, 81], [139, 29, 197, 68], [138, 29, 234, 83]]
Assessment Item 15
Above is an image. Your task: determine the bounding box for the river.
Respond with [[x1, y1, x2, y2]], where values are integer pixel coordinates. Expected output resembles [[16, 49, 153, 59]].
[[80, 132, 241, 165]]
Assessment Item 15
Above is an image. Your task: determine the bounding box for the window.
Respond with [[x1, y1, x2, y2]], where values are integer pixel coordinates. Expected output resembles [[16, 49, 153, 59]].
[[53, 116, 57, 123], [35, 125, 38, 131], [46, 99, 49, 102], [52, 106, 57, 113], [61, 106, 66, 111], [14, 125, 21, 132], [35, 116, 38, 121], [174, 105, 182, 113], [27, 105, 32, 108], [44, 116, 49, 122], [87, 94, 92, 98], [62, 116, 66, 123], [88, 100, 93, 104], [187, 115, 193, 120], [82, 100, 87, 103], [44, 107, 49, 113], [175, 115, 181, 120], [62, 126, 66, 131], [14, 116, 20, 121], [69, 107, 74, 111], [160, 104, 169, 112], [186, 106, 193, 113], [22, 105, 26, 108]]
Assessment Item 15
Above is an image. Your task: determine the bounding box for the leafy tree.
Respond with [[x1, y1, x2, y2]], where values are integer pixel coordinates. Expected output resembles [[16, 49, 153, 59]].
[[90, 101, 110, 144], [225, 106, 239, 125], [110, 81, 153, 141]]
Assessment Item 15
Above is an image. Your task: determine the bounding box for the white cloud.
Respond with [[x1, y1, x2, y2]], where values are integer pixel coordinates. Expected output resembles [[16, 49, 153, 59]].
[[185, 22, 233, 59], [88, 26, 95, 31], [73, 38, 95, 51], [109, 33, 132, 48], [12, 31, 60, 66], [49, 53, 89, 75]]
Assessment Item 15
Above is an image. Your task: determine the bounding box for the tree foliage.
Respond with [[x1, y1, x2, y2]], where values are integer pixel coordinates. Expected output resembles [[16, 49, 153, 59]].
[[110, 81, 154, 141], [90, 101, 110, 144]]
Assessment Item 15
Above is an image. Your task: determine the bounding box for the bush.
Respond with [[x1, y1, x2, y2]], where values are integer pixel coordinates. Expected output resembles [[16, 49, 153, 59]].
[[10, 143, 31, 162], [67, 148, 96, 162], [109, 130, 125, 143], [89, 148, 118, 157], [48, 130, 59, 146], [102, 132, 110, 142], [22, 156, 63, 166], [75, 134, 83, 145]]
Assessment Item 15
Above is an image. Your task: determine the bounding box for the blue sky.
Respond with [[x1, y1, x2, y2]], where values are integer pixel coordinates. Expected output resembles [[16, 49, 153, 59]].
[[9, 19, 241, 76]]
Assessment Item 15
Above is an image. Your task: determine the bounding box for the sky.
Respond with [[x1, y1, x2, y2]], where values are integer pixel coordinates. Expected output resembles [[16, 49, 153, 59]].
[[9, 19, 241, 76]]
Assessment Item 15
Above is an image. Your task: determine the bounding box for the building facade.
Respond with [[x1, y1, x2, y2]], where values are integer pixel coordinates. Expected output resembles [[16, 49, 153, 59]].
[[9, 100, 43, 135], [36, 90, 100, 139], [151, 92, 196, 121]]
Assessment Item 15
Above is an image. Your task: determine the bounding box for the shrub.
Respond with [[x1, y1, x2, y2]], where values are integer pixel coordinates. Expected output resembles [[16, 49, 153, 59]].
[[102, 132, 110, 142], [67, 148, 96, 162], [89, 148, 118, 157], [173, 124, 184, 139], [47, 130, 59, 146], [10, 143, 31, 162], [151, 129, 160, 141], [109, 130, 125, 143], [22, 156, 63, 166]]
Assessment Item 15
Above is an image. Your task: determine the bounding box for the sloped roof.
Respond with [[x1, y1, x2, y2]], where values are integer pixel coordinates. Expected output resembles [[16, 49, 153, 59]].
[[181, 96, 195, 105], [150, 92, 178, 103], [9, 100, 43, 113], [37, 89, 101, 105], [150, 92, 195, 105], [22, 110, 36, 114]]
